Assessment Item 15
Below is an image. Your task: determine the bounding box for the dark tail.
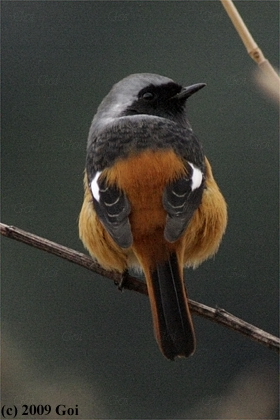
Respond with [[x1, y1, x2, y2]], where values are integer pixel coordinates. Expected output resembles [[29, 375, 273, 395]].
[[146, 253, 196, 360]]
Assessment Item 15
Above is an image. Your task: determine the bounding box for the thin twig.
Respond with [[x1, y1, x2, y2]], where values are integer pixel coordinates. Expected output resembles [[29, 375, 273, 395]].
[[0, 223, 146, 295], [220, 0, 280, 101], [1, 222, 279, 353]]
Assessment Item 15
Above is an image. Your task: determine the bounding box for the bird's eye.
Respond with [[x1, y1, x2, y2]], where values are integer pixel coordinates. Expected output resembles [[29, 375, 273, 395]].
[[142, 92, 155, 100]]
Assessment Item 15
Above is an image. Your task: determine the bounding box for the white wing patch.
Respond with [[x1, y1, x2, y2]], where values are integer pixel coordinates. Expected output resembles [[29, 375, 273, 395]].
[[188, 162, 203, 191], [90, 171, 102, 202]]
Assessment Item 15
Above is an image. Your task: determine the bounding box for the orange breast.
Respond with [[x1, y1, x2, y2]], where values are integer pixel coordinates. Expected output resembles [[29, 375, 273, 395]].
[[103, 149, 187, 239]]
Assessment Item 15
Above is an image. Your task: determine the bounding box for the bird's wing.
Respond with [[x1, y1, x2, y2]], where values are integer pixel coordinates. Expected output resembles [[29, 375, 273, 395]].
[[90, 173, 133, 249], [163, 162, 205, 243]]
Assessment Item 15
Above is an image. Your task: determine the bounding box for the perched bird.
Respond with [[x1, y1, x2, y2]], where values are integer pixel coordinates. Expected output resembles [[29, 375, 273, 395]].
[[79, 73, 227, 360]]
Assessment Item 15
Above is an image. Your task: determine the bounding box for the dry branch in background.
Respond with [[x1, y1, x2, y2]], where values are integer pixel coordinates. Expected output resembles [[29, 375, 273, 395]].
[[220, 0, 280, 103], [1, 222, 279, 353]]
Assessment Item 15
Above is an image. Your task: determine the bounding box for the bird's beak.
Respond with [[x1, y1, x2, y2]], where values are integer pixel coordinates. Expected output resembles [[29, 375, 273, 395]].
[[174, 83, 206, 100]]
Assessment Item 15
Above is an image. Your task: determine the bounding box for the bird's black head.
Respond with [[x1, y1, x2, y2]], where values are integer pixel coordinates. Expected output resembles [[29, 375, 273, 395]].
[[123, 81, 206, 125], [91, 73, 206, 131]]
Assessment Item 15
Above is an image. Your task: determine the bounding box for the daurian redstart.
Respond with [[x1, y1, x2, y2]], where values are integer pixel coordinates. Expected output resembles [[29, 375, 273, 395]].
[[79, 73, 227, 360]]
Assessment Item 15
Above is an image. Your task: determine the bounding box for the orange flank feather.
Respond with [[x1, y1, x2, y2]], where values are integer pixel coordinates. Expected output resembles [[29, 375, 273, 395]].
[[182, 158, 228, 268]]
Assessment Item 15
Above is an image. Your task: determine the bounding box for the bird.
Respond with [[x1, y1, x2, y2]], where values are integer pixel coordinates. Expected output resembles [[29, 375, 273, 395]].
[[79, 73, 227, 360]]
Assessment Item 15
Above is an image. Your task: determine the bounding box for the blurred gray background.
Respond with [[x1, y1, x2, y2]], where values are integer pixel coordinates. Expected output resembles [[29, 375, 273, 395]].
[[1, 1, 279, 419]]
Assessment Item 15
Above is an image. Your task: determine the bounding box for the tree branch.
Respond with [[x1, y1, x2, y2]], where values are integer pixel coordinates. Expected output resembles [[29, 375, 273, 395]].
[[220, 0, 280, 103], [1, 222, 279, 353], [220, 0, 279, 70]]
